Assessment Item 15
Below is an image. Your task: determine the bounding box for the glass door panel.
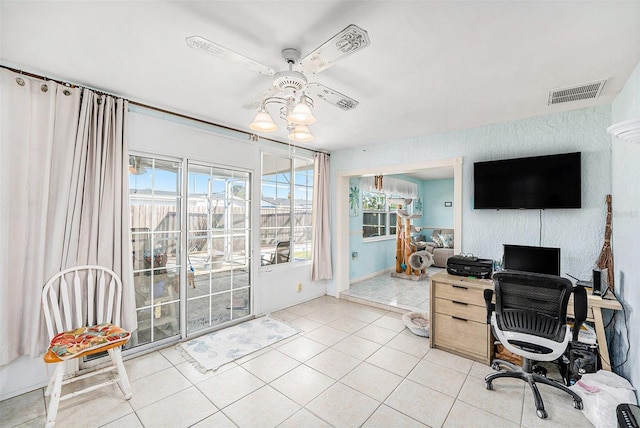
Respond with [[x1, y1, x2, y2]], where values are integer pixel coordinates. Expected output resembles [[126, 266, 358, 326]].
[[187, 163, 251, 335], [129, 156, 182, 346]]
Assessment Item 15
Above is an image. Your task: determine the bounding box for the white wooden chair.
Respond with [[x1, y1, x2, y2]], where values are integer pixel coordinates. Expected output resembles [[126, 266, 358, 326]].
[[42, 265, 133, 428]]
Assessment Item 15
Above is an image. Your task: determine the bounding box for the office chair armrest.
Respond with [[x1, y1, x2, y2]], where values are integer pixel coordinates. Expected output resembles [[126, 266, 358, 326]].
[[484, 288, 495, 325], [572, 285, 588, 341]]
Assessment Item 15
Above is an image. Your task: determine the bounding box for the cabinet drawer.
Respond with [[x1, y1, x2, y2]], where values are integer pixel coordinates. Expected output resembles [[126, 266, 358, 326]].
[[433, 281, 486, 306], [433, 312, 489, 360], [434, 297, 487, 323]]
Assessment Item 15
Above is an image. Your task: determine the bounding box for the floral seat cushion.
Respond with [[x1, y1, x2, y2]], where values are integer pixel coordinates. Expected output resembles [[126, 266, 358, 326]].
[[49, 323, 130, 360]]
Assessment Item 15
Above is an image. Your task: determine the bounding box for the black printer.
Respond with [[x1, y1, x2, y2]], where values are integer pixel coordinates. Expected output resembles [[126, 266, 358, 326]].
[[446, 255, 493, 279]]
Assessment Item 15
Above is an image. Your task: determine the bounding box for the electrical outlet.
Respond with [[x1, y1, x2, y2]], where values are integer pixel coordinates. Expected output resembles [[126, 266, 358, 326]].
[[296, 283, 302, 292]]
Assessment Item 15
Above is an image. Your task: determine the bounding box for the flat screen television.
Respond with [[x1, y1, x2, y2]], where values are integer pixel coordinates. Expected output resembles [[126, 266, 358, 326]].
[[502, 244, 561, 276], [474, 152, 581, 209]]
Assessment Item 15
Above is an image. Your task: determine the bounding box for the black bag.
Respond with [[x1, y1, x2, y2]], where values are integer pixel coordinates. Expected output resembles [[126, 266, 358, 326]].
[[559, 341, 599, 386]]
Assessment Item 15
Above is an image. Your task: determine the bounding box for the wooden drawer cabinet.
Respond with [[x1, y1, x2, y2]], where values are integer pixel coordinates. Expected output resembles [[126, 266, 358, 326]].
[[430, 272, 494, 365]]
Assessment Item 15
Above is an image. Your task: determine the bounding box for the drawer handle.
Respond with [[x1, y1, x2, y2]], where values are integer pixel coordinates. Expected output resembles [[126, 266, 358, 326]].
[[451, 316, 468, 322], [452, 300, 468, 306], [452, 285, 468, 290]]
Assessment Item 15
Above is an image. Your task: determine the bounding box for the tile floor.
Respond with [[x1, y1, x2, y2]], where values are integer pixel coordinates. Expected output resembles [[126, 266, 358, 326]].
[[342, 268, 443, 312], [1, 295, 593, 428]]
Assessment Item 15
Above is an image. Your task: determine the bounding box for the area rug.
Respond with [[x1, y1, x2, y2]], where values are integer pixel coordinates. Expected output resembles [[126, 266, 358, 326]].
[[178, 317, 299, 372]]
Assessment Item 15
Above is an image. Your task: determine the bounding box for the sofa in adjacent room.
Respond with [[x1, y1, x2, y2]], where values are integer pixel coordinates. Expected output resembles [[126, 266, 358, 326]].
[[413, 228, 454, 268]]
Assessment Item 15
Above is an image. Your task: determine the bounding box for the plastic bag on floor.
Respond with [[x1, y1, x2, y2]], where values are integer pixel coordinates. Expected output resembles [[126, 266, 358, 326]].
[[569, 370, 637, 428]]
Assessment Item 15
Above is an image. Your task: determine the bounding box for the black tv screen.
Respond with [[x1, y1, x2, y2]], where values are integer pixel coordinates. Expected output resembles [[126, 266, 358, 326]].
[[503, 244, 561, 276], [474, 152, 581, 209]]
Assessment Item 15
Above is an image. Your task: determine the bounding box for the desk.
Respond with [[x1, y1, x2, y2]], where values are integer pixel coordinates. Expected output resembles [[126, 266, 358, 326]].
[[429, 272, 622, 370]]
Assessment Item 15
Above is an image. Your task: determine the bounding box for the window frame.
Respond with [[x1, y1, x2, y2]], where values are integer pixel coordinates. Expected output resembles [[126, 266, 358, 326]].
[[260, 151, 314, 266], [362, 191, 397, 241]]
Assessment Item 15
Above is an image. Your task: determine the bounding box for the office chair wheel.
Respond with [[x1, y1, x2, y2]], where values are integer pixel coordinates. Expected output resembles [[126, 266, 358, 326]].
[[491, 362, 500, 371], [485, 381, 493, 391], [574, 400, 583, 410], [536, 409, 548, 419]]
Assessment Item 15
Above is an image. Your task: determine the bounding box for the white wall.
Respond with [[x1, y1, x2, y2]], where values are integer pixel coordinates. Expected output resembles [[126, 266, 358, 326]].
[[0, 107, 322, 401], [329, 106, 612, 296], [128, 108, 323, 316], [610, 60, 640, 397]]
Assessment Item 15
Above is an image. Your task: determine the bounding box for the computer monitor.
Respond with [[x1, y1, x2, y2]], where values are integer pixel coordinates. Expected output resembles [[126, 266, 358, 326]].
[[503, 244, 561, 276]]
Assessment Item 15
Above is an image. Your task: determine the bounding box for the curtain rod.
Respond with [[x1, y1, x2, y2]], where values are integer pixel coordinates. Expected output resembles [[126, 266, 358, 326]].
[[0, 64, 329, 156]]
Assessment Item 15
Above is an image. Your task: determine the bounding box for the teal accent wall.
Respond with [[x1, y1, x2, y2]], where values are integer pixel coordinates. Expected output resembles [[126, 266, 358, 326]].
[[422, 178, 454, 228]]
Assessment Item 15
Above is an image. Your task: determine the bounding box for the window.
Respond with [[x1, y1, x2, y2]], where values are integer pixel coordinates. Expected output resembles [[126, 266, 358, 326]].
[[261, 153, 313, 265], [362, 191, 397, 239]]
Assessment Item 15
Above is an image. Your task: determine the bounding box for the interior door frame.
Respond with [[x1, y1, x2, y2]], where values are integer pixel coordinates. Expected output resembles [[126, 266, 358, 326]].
[[333, 156, 463, 296]]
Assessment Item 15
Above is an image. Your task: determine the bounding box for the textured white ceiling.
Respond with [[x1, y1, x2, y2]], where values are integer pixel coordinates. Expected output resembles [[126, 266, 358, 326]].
[[1, 1, 639, 152]]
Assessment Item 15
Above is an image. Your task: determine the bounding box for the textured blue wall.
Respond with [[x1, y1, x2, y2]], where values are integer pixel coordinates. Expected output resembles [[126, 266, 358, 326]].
[[611, 60, 640, 398], [421, 179, 454, 228], [332, 105, 612, 289]]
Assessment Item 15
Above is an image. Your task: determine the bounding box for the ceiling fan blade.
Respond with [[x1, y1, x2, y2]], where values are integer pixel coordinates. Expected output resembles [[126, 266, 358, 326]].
[[307, 83, 359, 111], [300, 24, 370, 75], [186, 36, 275, 76], [242, 86, 283, 110]]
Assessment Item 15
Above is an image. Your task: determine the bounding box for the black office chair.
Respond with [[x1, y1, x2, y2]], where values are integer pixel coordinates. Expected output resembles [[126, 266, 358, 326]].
[[483, 271, 588, 419]]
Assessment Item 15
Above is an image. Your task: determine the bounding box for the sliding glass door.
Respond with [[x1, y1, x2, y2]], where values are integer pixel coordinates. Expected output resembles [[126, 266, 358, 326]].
[[128, 155, 252, 349], [186, 163, 251, 335]]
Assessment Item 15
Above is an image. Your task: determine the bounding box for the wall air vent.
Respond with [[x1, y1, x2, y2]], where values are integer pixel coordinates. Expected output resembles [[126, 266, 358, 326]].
[[548, 80, 606, 105]]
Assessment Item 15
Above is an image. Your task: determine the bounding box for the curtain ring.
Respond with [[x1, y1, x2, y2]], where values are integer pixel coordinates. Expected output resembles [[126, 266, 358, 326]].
[[16, 77, 25, 86], [63, 89, 72, 96], [41, 84, 48, 93]]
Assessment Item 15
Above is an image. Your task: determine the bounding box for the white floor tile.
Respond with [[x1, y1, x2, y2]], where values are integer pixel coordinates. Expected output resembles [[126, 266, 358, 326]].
[[423, 348, 474, 374], [190, 411, 238, 428], [341, 362, 404, 402], [53, 388, 134, 427], [223, 385, 300, 428], [457, 374, 525, 424], [355, 324, 399, 345], [444, 400, 519, 428], [305, 348, 361, 380], [0, 389, 45, 427], [240, 349, 299, 383], [304, 325, 350, 346], [366, 346, 420, 377], [276, 336, 327, 362], [407, 359, 468, 397], [385, 331, 430, 358], [270, 365, 335, 405], [128, 366, 192, 410], [332, 334, 381, 360], [136, 387, 217, 428], [385, 379, 455, 428], [196, 365, 264, 409], [101, 412, 144, 428], [124, 351, 173, 382], [278, 408, 333, 428], [362, 404, 428, 427], [307, 382, 380, 428]]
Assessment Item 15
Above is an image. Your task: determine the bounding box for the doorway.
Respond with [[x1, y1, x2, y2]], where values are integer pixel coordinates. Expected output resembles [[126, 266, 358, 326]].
[[333, 157, 463, 302]]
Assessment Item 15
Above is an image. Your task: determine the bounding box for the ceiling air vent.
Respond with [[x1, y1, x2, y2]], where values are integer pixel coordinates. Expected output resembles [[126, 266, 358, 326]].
[[548, 80, 606, 105]]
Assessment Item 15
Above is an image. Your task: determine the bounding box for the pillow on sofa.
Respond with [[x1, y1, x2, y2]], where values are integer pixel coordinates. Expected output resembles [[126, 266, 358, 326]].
[[431, 234, 443, 247], [439, 233, 454, 248]]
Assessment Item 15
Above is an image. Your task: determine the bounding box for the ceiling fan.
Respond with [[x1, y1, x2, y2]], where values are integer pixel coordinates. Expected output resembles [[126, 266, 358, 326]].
[[186, 24, 370, 142]]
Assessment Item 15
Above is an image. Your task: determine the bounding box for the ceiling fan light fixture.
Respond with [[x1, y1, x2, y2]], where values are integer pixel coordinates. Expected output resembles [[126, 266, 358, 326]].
[[249, 108, 278, 132], [287, 101, 317, 125], [288, 124, 314, 143]]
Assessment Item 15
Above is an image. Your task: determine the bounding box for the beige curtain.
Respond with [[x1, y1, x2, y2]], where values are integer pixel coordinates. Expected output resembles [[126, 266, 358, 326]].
[[311, 152, 332, 281], [0, 69, 134, 365]]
